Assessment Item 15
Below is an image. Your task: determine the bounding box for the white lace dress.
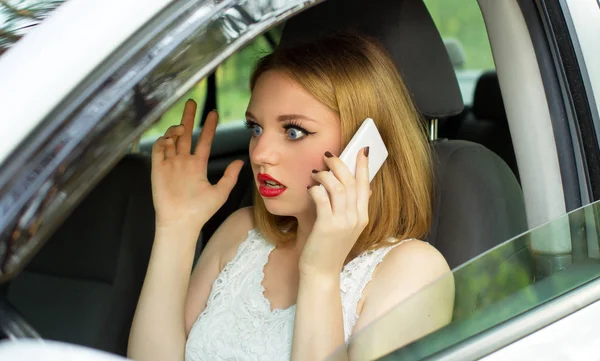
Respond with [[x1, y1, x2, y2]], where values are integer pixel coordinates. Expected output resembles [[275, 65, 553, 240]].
[[185, 229, 415, 361]]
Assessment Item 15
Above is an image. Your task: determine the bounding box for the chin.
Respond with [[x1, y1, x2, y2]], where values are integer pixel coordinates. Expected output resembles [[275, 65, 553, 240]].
[[260, 193, 308, 218], [261, 199, 296, 217]]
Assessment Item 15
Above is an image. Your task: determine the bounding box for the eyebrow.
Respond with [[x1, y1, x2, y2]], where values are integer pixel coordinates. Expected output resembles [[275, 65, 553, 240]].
[[245, 111, 318, 123]]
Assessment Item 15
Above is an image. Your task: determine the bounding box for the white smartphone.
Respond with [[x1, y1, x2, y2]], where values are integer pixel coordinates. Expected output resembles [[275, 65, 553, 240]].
[[323, 118, 388, 185]]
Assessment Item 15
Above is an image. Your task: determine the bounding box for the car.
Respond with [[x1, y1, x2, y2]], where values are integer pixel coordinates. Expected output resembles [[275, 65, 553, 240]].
[[0, 0, 598, 359]]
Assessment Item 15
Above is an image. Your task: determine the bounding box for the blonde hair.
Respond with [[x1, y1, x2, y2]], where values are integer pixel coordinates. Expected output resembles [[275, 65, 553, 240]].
[[250, 33, 433, 263]]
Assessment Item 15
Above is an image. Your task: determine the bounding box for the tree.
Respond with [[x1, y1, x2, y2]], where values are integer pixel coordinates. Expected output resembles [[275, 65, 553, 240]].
[[0, 0, 65, 55]]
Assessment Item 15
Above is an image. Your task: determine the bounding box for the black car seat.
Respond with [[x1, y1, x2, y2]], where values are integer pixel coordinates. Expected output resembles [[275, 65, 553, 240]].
[[455, 71, 520, 182], [5, 154, 155, 356], [278, 0, 528, 268]]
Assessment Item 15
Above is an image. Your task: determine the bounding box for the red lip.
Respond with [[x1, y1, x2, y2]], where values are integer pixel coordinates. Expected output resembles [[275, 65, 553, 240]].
[[257, 173, 287, 198], [257, 173, 285, 185]]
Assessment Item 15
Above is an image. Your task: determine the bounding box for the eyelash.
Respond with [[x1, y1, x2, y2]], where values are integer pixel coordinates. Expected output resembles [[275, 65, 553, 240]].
[[243, 119, 316, 140], [282, 120, 315, 136]]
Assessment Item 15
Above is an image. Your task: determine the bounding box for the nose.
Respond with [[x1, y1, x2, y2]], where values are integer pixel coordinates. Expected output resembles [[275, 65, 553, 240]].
[[249, 132, 281, 166]]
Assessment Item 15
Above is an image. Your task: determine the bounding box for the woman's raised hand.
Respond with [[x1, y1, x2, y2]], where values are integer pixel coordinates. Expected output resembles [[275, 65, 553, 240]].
[[151, 99, 244, 230]]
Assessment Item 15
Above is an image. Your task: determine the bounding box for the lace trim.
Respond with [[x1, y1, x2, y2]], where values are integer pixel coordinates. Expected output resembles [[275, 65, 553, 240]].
[[255, 231, 297, 315], [186, 229, 297, 361]]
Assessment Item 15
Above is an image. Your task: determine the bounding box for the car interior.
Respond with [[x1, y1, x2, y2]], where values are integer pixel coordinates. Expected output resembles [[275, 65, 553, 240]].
[[1, 0, 574, 358]]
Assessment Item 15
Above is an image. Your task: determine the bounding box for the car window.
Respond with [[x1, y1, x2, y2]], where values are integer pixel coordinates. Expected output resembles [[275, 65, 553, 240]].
[[141, 32, 276, 141], [140, 79, 207, 140], [216, 35, 273, 124], [328, 200, 600, 360], [0, 0, 311, 281], [424, 0, 496, 105]]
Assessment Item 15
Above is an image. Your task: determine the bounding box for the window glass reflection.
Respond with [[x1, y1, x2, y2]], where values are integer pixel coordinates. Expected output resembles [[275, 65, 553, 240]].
[[328, 200, 600, 360]]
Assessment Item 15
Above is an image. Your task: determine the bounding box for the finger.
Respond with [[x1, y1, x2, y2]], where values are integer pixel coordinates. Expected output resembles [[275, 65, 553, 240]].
[[323, 151, 358, 221], [162, 124, 185, 149], [356, 147, 371, 226], [193, 110, 218, 174], [164, 124, 185, 139], [323, 151, 355, 186], [214, 159, 244, 197], [312, 170, 346, 214], [152, 136, 168, 164], [307, 183, 333, 219], [164, 137, 176, 158], [176, 99, 197, 154]]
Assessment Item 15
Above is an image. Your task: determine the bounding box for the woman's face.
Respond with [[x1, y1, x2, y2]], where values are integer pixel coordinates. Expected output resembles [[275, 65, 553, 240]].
[[246, 70, 341, 217]]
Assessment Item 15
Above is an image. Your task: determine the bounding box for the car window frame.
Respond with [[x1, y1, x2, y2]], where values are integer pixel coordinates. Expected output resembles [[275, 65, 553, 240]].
[[0, 0, 323, 282]]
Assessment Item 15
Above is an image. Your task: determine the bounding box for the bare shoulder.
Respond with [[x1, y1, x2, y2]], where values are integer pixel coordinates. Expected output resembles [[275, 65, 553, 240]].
[[350, 240, 455, 359], [367, 239, 452, 301], [380, 239, 450, 279], [355, 239, 454, 332], [206, 206, 255, 269]]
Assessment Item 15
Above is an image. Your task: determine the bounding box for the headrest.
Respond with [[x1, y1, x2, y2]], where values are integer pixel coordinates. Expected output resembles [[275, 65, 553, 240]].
[[472, 71, 507, 122], [280, 0, 464, 119]]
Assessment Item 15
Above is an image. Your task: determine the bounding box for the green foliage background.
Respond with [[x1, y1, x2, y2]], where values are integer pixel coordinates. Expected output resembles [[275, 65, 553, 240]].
[[425, 0, 495, 70], [142, 37, 271, 139]]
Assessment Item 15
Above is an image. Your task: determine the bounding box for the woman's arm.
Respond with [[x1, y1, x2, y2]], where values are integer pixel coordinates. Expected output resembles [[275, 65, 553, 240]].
[[291, 270, 347, 361], [128, 207, 253, 361], [127, 222, 202, 361], [291, 148, 372, 361], [127, 100, 244, 361]]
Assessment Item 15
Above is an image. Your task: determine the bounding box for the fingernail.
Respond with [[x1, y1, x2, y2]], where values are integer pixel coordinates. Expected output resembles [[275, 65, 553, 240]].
[[324, 151, 333, 158], [312, 169, 319, 174], [364, 146, 370, 157]]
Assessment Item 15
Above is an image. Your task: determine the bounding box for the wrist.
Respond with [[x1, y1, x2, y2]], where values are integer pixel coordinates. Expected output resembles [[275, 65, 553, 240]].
[[299, 268, 340, 286], [298, 273, 340, 299], [155, 216, 205, 231], [154, 220, 203, 245], [298, 257, 344, 280]]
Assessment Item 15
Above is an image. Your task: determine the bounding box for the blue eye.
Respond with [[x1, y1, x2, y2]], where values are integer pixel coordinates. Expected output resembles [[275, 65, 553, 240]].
[[244, 120, 263, 137], [283, 121, 315, 141], [286, 128, 306, 140], [252, 125, 263, 136]]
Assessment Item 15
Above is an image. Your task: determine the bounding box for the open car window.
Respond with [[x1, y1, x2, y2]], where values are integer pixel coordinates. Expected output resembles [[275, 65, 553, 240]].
[[0, 0, 316, 282], [327, 200, 600, 360], [140, 32, 275, 141]]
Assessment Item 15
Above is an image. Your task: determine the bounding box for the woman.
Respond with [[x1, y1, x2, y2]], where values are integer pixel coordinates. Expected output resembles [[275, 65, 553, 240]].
[[128, 33, 454, 361]]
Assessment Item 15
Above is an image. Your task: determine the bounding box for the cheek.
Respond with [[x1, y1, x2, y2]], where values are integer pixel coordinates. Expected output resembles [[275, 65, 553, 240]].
[[290, 145, 337, 185], [294, 152, 325, 180]]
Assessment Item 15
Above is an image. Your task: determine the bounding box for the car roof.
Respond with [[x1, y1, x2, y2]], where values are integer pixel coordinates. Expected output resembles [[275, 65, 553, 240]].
[[0, 0, 172, 166]]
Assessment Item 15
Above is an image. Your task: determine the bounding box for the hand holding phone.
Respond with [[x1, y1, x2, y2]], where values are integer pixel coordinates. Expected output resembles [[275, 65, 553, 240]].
[[337, 118, 388, 183]]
